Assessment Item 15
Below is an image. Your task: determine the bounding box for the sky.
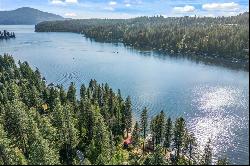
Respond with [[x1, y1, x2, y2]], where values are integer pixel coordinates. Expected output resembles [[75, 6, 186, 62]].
[[0, 0, 249, 19]]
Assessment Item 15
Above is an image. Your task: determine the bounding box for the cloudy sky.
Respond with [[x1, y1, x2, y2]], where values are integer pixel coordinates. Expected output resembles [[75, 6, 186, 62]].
[[0, 0, 249, 18]]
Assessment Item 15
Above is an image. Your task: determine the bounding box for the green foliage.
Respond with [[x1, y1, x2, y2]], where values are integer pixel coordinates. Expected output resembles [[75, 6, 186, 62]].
[[67, 82, 76, 104], [0, 124, 27, 165], [183, 133, 198, 165], [132, 122, 140, 147], [150, 111, 166, 148], [143, 145, 168, 165], [202, 139, 213, 165], [124, 96, 132, 137], [217, 157, 229, 165], [173, 117, 186, 162], [164, 117, 172, 151], [140, 107, 148, 151], [109, 146, 129, 165]]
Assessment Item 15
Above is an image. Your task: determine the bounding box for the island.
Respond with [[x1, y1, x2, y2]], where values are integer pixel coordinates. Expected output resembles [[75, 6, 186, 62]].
[[0, 30, 16, 40]]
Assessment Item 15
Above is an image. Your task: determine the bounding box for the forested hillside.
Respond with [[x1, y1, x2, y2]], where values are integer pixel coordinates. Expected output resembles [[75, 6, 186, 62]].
[[0, 7, 65, 25], [35, 13, 249, 66], [0, 54, 229, 165]]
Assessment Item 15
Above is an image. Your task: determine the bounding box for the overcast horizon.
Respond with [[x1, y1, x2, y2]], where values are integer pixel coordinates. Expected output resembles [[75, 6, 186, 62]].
[[0, 0, 249, 19]]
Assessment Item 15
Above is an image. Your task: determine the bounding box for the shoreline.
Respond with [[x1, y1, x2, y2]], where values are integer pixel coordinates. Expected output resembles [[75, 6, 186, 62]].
[[35, 30, 248, 72]]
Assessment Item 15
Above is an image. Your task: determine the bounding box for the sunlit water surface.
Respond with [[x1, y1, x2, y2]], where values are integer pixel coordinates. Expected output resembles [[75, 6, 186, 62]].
[[0, 25, 249, 165]]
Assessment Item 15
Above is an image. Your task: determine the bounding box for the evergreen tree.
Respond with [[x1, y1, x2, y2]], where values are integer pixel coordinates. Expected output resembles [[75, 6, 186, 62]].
[[124, 96, 132, 138], [132, 121, 140, 147], [58, 85, 67, 104], [52, 100, 79, 164], [67, 82, 76, 104], [62, 104, 79, 164], [109, 147, 129, 165], [27, 111, 60, 165], [150, 116, 157, 150], [183, 133, 197, 165], [163, 117, 172, 154], [86, 105, 111, 165], [217, 157, 229, 165], [140, 107, 148, 151], [3, 100, 30, 157], [0, 123, 27, 165], [173, 117, 186, 163], [80, 84, 86, 100], [202, 139, 213, 165], [143, 145, 167, 165], [156, 111, 165, 145]]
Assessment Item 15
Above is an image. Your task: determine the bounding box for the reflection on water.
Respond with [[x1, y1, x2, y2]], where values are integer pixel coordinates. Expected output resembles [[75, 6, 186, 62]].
[[188, 86, 249, 164], [0, 25, 249, 165]]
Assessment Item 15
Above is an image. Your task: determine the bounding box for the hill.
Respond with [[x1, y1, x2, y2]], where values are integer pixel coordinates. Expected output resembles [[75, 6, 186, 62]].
[[0, 7, 65, 25]]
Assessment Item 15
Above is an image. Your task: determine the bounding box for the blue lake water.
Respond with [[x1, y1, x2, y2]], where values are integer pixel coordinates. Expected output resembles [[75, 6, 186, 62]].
[[0, 25, 249, 165]]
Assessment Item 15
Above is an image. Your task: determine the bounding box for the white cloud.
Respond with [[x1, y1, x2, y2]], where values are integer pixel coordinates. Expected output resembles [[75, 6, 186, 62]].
[[104, 7, 115, 11], [49, 0, 78, 5], [105, 1, 117, 11], [50, 0, 64, 5], [173, 5, 195, 13], [109, 1, 117, 6], [65, 0, 78, 3], [65, 12, 77, 17], [202, 2, 239, 11], [125, 3, 131, 7], [124, 0, 142, 5]]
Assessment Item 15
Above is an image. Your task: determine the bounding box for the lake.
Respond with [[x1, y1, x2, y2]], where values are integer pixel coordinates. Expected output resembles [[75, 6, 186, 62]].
[[0, 25, 249, 165]]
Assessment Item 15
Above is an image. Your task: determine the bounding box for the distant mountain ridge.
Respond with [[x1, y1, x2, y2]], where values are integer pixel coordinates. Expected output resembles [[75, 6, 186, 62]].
[[0, 7, 65, 25]]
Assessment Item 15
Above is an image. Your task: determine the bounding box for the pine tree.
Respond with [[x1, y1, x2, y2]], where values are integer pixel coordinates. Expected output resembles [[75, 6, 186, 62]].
[[156, 111, 165, 145], [163, 117, 172, 154], [173, 117, 186, 163], [202, 139, 213, 165], [52, 100, 79, 164], [217, 157, 229, 165], [86, 105, 111, 165], [132, 121, 140, 147], [109, 147, 129, 165], [150, 116, 157, 150], [183, 133, 197, 165], [62, 103, 79, 164], [58, 85, 67, 104], [124, 96, 132, 138], [140, 107, 148, 151], [144, 145, 167, 165], [67, 82, 76, 104], [27, 110, 60, 165], [80, 84, 86, 100], [3, 100, 30, 157], [0, 123, 27, 165]]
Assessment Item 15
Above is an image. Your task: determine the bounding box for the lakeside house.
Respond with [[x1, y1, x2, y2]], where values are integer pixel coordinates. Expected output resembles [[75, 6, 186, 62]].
[[123, 135, 132, 148], [145, 134, 154, 151]]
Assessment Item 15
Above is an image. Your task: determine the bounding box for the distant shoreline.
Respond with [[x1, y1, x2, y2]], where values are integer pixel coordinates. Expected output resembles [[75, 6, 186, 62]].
[[35, 30, 250, 71]]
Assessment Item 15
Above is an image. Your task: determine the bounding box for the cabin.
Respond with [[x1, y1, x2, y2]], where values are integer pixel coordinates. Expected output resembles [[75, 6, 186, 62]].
[[123, 135, 132, 149], [145, 134, 154, 151], [42, 103, 48, 111]]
